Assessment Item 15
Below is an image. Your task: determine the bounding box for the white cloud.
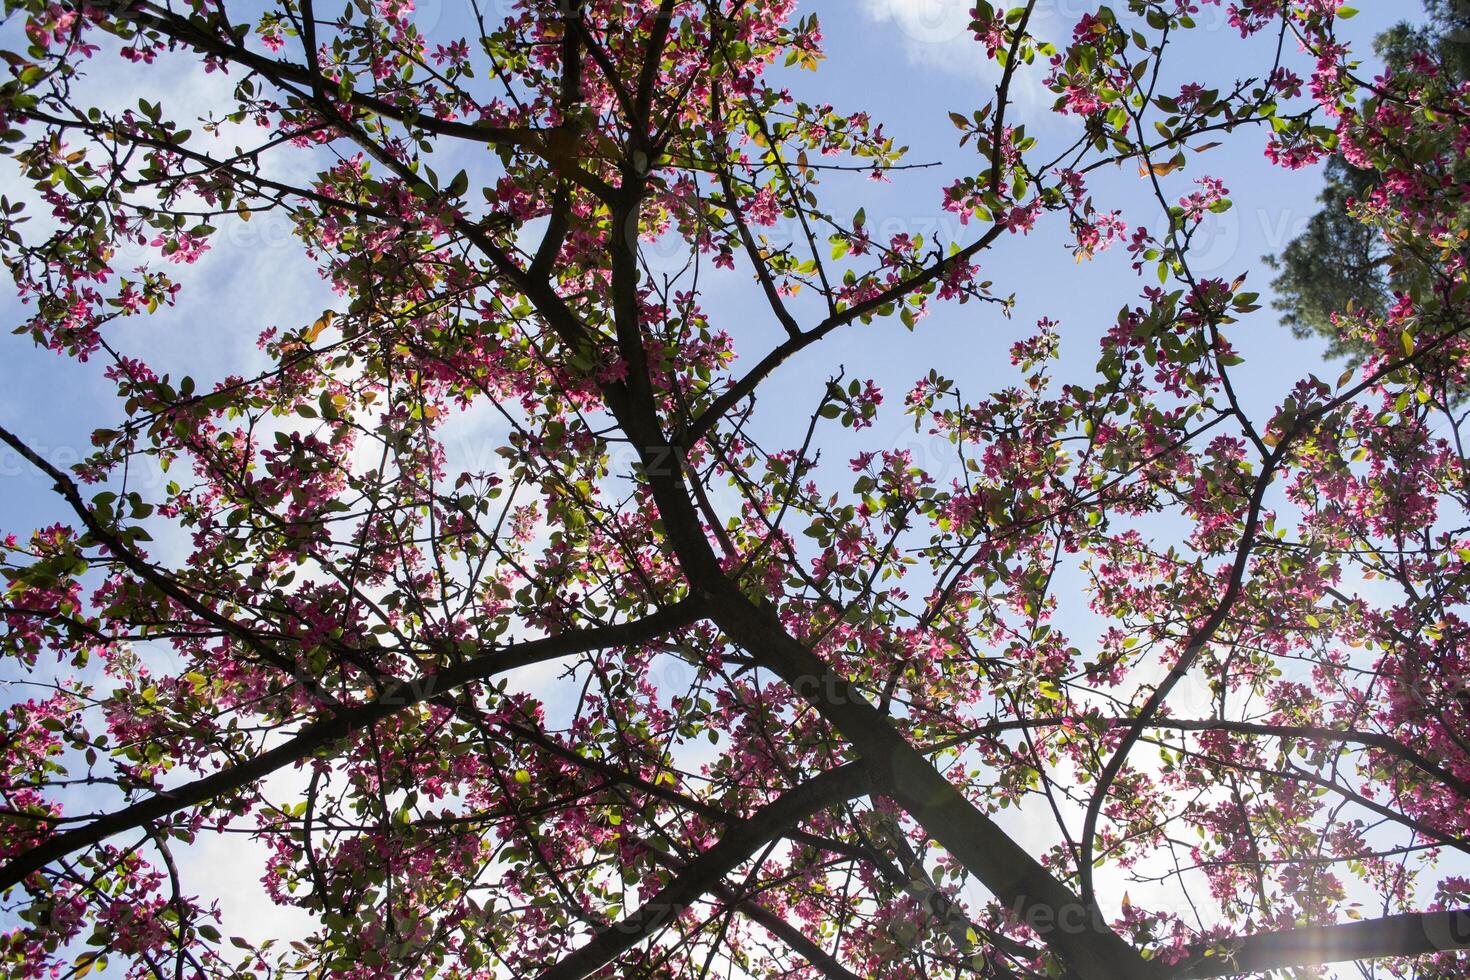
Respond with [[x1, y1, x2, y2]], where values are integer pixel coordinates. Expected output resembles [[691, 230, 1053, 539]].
[[860, 0, 991, 78], [857, 0, 1062, 118]]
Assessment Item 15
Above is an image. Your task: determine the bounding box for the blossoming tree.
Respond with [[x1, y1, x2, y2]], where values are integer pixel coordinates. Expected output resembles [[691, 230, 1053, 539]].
[[1, 0, 1469, 977]]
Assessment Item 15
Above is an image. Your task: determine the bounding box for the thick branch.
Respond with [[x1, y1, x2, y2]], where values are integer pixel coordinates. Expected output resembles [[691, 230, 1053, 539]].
[[534, 764, 870, 980], [592, 133, 1153, 979], [1169, 909, 1470, 978], [0, 600, 703, 893]]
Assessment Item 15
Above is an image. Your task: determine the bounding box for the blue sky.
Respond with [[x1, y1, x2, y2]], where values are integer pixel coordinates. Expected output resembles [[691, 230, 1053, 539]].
[[0, 1, 1432, 974]]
